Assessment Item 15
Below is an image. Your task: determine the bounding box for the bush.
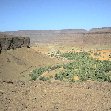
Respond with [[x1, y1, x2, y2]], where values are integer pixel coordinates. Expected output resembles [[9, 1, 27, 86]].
[[30, 67, 47, 80], [30, 52, 111, 82], [58, 52, 111, 82], [39, 76, 50, 81], [30, 64, 62, 81]]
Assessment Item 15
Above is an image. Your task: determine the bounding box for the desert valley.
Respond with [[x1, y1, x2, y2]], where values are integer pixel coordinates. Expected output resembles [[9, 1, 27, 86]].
[[0, 27, 111, 111]]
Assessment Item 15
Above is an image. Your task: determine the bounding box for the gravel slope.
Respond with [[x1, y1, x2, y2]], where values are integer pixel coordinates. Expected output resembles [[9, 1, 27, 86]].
[[0, 80, 111, 111]]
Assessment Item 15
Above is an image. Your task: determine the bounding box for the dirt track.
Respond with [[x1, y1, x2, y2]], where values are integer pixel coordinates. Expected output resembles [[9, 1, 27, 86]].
[[0, 80, 111, 111]]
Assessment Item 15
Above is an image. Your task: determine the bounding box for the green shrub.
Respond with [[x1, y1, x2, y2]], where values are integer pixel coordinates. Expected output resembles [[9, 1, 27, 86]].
[[31, 52, 111, 82], [30, 64, 62, 81], [39, 76, 50, 81], [58, 52, 111, 82], [30, 67, 47, 80]]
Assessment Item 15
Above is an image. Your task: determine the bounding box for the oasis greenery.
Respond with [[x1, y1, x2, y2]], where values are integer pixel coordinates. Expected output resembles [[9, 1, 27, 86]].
[[30, 52, 111, 82]]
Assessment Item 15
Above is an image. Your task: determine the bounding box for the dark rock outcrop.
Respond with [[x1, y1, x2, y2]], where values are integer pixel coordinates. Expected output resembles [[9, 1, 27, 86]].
[[0, 34, 30, 53]]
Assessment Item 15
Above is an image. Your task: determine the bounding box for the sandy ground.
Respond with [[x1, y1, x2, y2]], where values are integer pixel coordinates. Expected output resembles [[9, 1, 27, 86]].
[[0, 45, 111, 111], [0, 47, 61, 81], [0, 80, 111, 111]]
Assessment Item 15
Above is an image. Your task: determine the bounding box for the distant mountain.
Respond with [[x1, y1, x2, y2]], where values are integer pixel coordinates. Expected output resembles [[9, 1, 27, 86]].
[[60, 29, 87, 33], [1, 27, 111, 46], [89, 27, 111, 33]]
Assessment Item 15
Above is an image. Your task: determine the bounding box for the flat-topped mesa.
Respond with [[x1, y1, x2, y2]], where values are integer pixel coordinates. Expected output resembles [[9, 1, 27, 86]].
[[89, 27, 111, 33], [2, 27, 111, 45], [60, 29, 87, 33], [4, 29, 87, 35], [0, 34, 30, 53]]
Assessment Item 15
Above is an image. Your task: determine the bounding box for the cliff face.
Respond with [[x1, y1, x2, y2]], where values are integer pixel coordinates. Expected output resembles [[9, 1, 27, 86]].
[[0, 34, 30, 53], [2, 27, 111, 46]]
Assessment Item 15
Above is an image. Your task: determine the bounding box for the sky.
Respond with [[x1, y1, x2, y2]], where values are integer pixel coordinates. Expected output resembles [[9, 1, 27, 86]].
[[0, 0, 111, 31]]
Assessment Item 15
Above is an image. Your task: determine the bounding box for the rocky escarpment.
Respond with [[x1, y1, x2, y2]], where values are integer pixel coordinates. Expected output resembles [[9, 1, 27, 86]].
[[0, 34, 30, 53], [89, 27, 111, 33], [2, 27, 111, 46]]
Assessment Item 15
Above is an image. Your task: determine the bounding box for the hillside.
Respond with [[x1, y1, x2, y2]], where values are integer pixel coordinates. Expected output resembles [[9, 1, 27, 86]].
[[0, 47, 60, 81]]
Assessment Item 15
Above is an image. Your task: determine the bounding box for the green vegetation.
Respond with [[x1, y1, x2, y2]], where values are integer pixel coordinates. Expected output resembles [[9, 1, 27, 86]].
[[30, 65, 62, 81], [30, 67, 47, 80], [39, 76, 50, 81], [30, 51, 111, 82]]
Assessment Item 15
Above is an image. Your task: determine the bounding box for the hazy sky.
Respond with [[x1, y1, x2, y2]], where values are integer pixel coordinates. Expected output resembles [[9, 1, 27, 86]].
[[0, 0, 111, 31]]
